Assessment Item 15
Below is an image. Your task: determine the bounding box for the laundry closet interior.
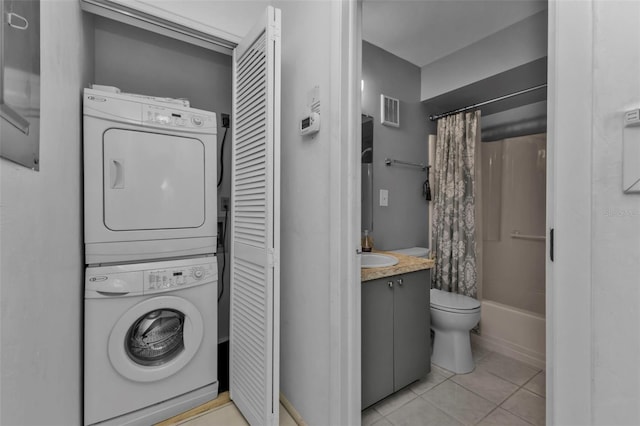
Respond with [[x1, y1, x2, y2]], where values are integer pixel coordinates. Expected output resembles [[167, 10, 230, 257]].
[[88, 9, 234, 350], [79, 2, 279, 425]]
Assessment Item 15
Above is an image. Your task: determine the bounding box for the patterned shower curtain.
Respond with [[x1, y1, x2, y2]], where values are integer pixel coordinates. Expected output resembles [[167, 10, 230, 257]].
[[431, 111, 480, 298]]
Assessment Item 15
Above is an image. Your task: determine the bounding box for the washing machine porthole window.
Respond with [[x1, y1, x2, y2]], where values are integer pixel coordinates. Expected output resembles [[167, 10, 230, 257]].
[[126, 309, 185, 366], [108, 295, 204, 382]]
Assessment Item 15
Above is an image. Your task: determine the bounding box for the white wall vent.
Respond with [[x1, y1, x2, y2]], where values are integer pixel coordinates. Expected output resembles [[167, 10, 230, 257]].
[[380, 94, 400, 127]]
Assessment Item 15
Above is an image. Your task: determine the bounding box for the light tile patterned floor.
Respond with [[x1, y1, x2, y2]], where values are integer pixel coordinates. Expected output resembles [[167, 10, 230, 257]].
[[175, 348, 545, 425], [363, 349, 546, 426]]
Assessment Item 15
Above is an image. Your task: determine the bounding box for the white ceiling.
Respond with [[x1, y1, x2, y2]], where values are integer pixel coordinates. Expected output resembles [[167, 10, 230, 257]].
[[363, 0, 548, 68]]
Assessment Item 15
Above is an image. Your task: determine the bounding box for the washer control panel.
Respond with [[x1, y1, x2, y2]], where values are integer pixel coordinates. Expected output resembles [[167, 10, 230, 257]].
[[143, 262, 215, 293]]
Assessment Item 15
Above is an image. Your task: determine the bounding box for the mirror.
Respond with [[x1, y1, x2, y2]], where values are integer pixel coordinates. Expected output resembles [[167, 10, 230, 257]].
[[361, 114, 373, 232]]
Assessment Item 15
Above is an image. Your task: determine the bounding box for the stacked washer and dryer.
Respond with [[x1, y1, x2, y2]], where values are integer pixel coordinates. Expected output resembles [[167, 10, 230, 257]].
[[82, 87, 219, 425]]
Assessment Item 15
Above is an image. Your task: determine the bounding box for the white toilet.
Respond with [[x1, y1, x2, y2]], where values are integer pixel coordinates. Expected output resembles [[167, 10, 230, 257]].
[[390, 247, 481, 374], [429, 288, 481, 374]]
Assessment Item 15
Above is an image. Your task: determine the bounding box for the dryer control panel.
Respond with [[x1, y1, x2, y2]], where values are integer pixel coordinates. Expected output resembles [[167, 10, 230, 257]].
[[142, 104, 215, 131], [83, 87, 217, 135], [144, 261, 215, 293]]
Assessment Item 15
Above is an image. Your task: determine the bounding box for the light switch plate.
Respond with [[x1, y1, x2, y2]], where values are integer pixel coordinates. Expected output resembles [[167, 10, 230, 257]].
[[380, 189, 389, 206]]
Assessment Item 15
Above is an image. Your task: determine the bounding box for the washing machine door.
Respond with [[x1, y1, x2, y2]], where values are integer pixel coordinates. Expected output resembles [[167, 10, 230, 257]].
[[108, 295, 204, 382]]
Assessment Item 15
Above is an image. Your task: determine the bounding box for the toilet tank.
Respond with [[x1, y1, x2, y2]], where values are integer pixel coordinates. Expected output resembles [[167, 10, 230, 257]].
[[389, 246, 429, 258]]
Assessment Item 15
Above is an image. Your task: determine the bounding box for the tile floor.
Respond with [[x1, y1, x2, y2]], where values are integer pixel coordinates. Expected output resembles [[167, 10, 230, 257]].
[[363, 347, 546, 426], [173, 347, 545, 426]]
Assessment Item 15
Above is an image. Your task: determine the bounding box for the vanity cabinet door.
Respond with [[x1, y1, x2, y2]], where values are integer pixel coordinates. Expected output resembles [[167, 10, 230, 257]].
[[393, 270, 430, 391], [361, 278, 394, 409]]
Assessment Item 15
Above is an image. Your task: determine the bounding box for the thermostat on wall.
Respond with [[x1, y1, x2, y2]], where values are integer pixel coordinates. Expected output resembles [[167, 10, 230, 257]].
[[625, 109, 640, 126], [300, 112, 320, 136]]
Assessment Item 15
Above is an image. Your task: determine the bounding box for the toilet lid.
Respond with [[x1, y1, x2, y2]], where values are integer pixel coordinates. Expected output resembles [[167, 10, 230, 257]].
[[390, 247, 429, 258], [430, 289, 481, 311]]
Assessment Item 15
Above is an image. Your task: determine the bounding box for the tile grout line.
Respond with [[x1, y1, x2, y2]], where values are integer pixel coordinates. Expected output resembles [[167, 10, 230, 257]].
[[430, 355, 544, 426], [470, 369, 544, 426], [498, 372, 546, 426], [439, 374, 496, 426], [372, 387, 420, 419], [382, 378, 459, 426], [366, 352, 545, 426]]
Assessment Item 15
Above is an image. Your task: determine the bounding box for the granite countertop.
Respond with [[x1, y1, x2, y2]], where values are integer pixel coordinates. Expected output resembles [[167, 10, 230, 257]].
[[361, 250, 434, 282]]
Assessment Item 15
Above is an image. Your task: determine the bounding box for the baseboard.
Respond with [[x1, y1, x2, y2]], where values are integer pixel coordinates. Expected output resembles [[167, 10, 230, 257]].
[[280, 393, 307, 426]]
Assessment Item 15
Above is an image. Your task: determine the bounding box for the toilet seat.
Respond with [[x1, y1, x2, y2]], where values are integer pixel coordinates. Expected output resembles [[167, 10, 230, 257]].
[[431, 304, 480, 314], [430, 289, 480, 314]]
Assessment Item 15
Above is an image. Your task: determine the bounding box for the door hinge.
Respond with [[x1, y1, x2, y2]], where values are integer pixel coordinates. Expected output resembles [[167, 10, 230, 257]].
[[269, 21, 281, 40], [550, 228, 554, 262]]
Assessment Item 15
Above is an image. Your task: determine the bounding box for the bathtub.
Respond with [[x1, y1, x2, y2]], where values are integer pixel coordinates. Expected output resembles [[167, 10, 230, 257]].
[[471, 299, 546, 369]]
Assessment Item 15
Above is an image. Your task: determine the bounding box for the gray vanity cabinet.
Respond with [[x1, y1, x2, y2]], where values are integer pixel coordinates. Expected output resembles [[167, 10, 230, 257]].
[[361, 275, 395, 408], [362, 270, 430, 409]]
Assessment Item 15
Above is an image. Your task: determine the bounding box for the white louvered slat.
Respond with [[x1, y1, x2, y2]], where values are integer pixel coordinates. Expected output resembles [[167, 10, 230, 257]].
[[237, 155, 265, 169], [229, 6, 280, 426], [233, 27, 268, 249]]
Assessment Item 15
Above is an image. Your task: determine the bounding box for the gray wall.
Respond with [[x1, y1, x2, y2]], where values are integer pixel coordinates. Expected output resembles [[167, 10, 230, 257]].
[[362, 41, 430, 250], [420, 10, 547, 102], [93, 17, 232, 113], [93, 17, 233, 340], [0, 1, 93, 424], [419, 11, 547, 140]]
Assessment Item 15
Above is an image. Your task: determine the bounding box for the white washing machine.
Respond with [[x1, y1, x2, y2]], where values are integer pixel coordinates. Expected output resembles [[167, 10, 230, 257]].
[[83, 87, 217, 265], [84, 256, 218, 426]]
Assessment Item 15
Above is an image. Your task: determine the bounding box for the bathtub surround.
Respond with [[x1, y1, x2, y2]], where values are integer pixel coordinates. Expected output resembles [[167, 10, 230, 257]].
[[482, 134, 546, 316], [475, 300, 546, 369], [431, 111, 481, 298]]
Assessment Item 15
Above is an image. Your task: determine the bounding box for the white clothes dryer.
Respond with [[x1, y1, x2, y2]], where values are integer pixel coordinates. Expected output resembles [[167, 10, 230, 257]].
[[84, 256, 218, 426], [83, 87, 217, 265]]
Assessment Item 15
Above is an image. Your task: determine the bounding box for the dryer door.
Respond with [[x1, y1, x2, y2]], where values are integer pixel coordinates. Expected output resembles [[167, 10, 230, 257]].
[[103, 129, 205, 231], [108, 296, 204, 382]]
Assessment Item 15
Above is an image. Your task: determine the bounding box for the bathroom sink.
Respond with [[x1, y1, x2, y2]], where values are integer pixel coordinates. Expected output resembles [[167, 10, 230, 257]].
[[361, 253, 399, 268]]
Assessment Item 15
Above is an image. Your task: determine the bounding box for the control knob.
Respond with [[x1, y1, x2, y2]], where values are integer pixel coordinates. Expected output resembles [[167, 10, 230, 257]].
[[193, 268, 205, 280]]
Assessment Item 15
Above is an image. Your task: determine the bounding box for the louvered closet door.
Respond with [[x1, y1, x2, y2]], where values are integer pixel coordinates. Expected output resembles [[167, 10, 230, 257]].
[[229, 6, 280, 426]]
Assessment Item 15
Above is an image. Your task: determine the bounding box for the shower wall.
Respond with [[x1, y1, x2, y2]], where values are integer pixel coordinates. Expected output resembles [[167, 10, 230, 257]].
[[482, 133, 546, 315]]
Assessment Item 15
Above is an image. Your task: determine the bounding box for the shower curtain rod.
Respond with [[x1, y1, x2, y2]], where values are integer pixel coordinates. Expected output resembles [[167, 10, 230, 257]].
[[428, 83, 547, 121]]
